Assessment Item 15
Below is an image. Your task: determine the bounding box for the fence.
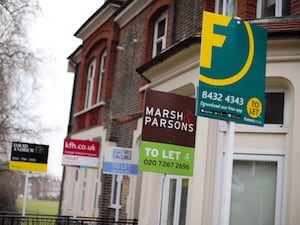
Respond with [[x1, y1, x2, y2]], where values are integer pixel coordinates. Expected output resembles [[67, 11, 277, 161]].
[[0, 213, 138, 225]]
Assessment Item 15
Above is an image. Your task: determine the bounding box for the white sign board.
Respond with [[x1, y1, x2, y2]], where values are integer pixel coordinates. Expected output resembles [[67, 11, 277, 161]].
[[62, 138, 100, 168], [103, 147, 138, 175]]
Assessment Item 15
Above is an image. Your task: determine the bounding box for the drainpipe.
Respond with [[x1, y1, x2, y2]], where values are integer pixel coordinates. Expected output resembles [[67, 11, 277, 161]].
[[171, 0, 177, 44]]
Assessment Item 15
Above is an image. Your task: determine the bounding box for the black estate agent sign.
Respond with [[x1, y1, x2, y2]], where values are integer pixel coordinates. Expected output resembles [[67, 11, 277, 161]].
[[140, 90, 197, 176], [9, 141, 49, 172]]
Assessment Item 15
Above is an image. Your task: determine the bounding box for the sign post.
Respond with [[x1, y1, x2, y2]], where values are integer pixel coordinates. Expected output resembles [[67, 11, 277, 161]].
[[103, 147, 138, 222], [197, 11, 267, 225], [22, 172, 29, 217], [9, 141, 49, 216], [222, 121, 235, 225]]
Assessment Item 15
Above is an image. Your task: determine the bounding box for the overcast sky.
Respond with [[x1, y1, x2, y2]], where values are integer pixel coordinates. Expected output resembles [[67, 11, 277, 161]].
[[29, 0, 104, 177]]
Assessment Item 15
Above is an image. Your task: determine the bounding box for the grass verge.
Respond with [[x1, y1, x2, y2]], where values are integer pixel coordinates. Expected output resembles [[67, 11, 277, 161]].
[[16, 199, 59, 215]]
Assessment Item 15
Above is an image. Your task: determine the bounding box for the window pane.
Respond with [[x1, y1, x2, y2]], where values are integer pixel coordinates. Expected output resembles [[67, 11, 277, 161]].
[[261, 0, 275, 17], [153, 12, 167, 58], [226, 0, 237, 17], [167, 179, 176, 225], [89, 64, 94, 78], [218, 0, 224, 14], [157, 19, 166, 39], [217, 0, 237, 16], [230, 160, 277, 225], [85, 60, 95, 108], [86, 81, 92, 106], [98, 51, 106, 102], [112, 175, 117, 204], [282, 0, 291, 16], [81, 190, 85, 210], [179, 179, 188, 225], [264, 93, 284, 124], [156, 41, 163, 56], [93, 183, 98, 210]]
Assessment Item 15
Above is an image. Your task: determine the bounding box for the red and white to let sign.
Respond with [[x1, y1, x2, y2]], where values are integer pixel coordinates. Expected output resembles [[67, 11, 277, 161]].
[[62, 138, 100, 168]]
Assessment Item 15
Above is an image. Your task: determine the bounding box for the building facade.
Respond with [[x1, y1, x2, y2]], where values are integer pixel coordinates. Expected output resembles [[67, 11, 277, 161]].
[[62, 0, 300, 224]]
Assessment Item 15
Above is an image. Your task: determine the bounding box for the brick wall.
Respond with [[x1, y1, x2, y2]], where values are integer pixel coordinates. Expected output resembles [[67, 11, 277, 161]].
[[98, 173, 115, 218], [291, 0, 300, 16], [107, 11, 147, 147], [238, 0, 257, 19], [72, 17, 117, 133], [173, 0, 202, 42]]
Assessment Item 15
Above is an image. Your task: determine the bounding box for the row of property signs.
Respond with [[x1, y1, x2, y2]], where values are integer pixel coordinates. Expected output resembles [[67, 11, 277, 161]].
[[9, 12, 267, 177], [62, 139, 139, 175], [60, 90, 197, 176]]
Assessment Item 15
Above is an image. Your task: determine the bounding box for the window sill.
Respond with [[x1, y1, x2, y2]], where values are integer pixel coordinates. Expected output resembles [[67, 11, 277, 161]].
[[108, 204, 121, 209], [218, 121, 289, 133], [74, 101, 105, 117]]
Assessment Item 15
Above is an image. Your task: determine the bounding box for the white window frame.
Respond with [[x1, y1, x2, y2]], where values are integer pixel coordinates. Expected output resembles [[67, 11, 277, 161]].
[[71, 180, 76, 209], [97, 51, 106, 103], [214, 87, 289, 225], [80, 168, 88, 211], [80, 182, 86, 211], [159, 175, 189, 225], [85, 59, 96, 109], [233, 154, 284, 225], [92, 168, 100, 215], [257, 0, 288, 18], [110, 174, 123, 209], [219, 88, 289, 133], [152, 11, 168, 58], [213, 146, 286, 225]]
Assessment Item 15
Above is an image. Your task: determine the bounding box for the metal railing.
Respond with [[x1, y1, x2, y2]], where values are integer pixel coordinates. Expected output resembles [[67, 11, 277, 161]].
[[0, 213, 138, 225]]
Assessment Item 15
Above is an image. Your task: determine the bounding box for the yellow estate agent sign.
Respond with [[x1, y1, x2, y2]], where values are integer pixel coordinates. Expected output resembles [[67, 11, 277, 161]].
[[197, 11, 267, 126], [10, 141, 49, 172]]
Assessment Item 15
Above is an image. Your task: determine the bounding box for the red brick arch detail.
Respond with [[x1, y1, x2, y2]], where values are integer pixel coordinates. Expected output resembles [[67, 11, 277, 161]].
[[84, 30, 110, 58], [143, 0, 171, 63], [146, 0, 170, 21], [85, 39, 107, 60]]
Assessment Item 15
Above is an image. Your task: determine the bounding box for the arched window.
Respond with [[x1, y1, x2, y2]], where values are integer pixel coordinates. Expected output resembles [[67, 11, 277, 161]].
[[152, 11, 168, 57]]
